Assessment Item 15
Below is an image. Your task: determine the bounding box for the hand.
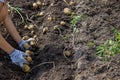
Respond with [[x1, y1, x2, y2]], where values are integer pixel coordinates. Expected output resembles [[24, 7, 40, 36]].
[[9, 49, 29, 68], [18, 38, 34, 51]]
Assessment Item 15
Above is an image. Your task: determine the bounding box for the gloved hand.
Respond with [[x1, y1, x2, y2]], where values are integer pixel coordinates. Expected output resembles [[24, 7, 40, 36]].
[[19, 38, 34, 51], [9, 49, 29, 68]]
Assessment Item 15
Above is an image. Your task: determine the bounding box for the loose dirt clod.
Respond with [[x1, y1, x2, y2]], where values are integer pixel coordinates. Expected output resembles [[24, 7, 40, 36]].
[[64, 50, 72, 57]]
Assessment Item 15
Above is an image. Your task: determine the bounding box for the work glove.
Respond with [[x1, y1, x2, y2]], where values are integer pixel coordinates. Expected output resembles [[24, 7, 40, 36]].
[[9, 49, 29, 68], [18, 38, 34, 51]]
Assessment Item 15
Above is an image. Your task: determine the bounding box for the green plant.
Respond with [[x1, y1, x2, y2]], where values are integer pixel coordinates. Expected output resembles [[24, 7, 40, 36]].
[[7, 2, 24, 23], [97, 28, 120, 61]]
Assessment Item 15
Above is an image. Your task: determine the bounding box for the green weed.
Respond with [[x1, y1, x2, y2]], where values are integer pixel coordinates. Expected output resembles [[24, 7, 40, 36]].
[[96, 28, 120, 61]]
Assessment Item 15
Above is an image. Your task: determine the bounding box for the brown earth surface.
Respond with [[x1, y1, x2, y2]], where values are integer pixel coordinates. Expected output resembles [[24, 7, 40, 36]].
[[0, 0, 120, 80]]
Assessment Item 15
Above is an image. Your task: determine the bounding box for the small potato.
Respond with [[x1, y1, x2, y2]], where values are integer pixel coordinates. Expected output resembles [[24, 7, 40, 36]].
[[69, 1, 75, 6], [36, 1, 42, 6], [33, 2, 38, 8], [28, 24, 34, 30], [42, 3, 45, 6], [43, 27, 48, 33], [53, 25, 59, 30], [26, 56, 32, 62], [23, 64, 30, 72], [63, 8, 71, 14], [64, 51, 71, 57], [25, 50, 32, 56], [47, 16, 52, 21], [22, 36, 29, 40], [38, 11, 45, 16], [30, 41, 36, 46], [31, 31, 35, 34], [24, 25, 29, 29], [23, 43, 31, 49], [60, 21, 66, 26], [33, 35, 37, 39]]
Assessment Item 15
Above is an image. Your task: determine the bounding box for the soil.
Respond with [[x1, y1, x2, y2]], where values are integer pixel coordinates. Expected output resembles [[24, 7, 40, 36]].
[[0, 0, 120, 80]]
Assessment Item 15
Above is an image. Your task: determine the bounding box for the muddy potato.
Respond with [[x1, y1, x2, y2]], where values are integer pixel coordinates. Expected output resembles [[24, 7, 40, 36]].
[[31, 31, 35, 34], [42, 3, 45, 6], [30, 41, 36, 46], [26, 56, 32, 62], [60, 21, 66, 26], [36, 1, 42, 6], [53, 25, 59, 30], [24, 25, 29, 29], [38, 11, 45, 16], [28, 24, 34, 30], [23, 43, 31, 49], [23, 64, 30, 72], [69, 1, 75, 6], [64, 51, 71, 57], [47, 16, 52, 21], [33, 2, 38, 8], [43, 27, 48, 33], [63, 8, 71, 14], [22, 36, 29, 40], [33, 35, 37, 39], [25, 50, 32, 55]]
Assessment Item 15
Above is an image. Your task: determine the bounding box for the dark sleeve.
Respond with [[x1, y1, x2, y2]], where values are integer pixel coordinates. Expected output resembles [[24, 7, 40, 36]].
[[0, 0, 4, 3]]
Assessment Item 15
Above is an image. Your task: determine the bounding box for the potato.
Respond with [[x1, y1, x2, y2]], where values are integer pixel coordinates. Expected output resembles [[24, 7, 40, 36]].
[[38, 11, 45, 16], [23, 43, 31, 49], [47, 16, 52, 21], [63, 8, 71, 14], [23, 64, 30, 72], [24, 25, 29, 29], [28, 24, 34, 30], [60, 21, 66, 25], [43, 27, 48, 33], [69, 1, 75, 6], [33, 2, 38, 8], [36, 1, 42, 6], [64, 51, 71, 57], [53, 25, 59, 30], [26, 56, 32, 62], [25, 50, 32, 56], [22, 36, 29, 40], [42, 3, 45, 6], [33, 35, 37, 39], [30, 41, 36, 46], [31, 31, 35, 34]]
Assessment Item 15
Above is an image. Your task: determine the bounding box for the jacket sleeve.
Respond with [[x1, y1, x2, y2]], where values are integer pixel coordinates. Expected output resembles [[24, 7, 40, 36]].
[[0, 0, 4, 3]]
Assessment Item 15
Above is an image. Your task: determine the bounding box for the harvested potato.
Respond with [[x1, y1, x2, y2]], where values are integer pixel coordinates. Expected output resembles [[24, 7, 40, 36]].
[[42, 3, 45, 6], [26, 56, 32, 62], [53, 25, 59, 30], [28, 24, 34, 30], [69, 1, 75, 6], [47, 16, 52, 21], [60, 21, 66, 25], [33, 35, 37, 39], [25, 50, 32, 56], [24, 25, 29, 29], [23, 64, 30, 72], [23, 43, 31, 49], [36, 1, 42, 6], [33, 2, 38, 8], [43, 27, 48, 33], [22, 36, 29, 40], [30, 41, 36, 46], [63, 8, 71, 14], [31, 31, 35, 34], [38, 11, 45, 16], [64, 51, 71, 57]]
